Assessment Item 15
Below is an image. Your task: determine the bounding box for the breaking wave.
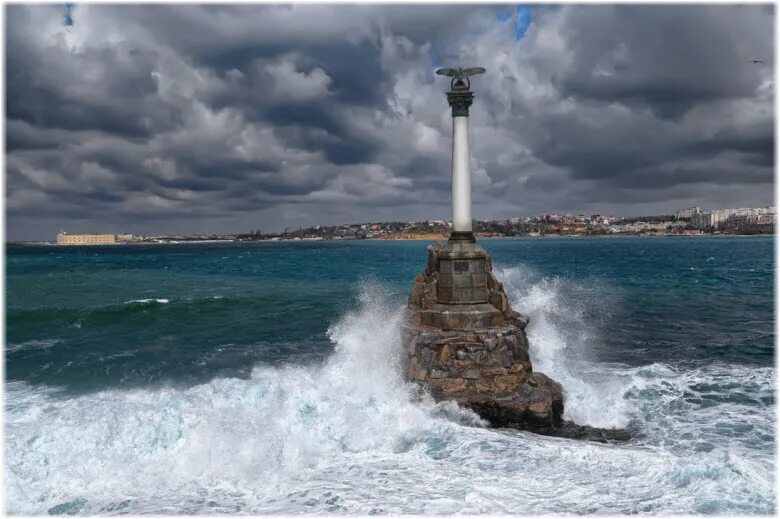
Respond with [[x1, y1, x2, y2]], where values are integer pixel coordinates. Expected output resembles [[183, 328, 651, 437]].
[[497, 265, 632, 428], [4, 338, 61, 354], [123, 298, 170, 305], [5, 276, 775, 514], [6, 295, 269, 334]]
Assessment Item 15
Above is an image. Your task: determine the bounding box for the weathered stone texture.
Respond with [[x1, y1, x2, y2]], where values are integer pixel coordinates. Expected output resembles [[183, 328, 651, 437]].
[[403, 321, 564, 428], [403, 239, 565, 431], [403, 239, 631, 442]]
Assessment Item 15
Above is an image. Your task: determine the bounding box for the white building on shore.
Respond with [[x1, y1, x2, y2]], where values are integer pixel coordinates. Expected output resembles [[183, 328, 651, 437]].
[[690, 207, 775, 229], [57, 233, 136, 245], [675, 207, 700, 220]]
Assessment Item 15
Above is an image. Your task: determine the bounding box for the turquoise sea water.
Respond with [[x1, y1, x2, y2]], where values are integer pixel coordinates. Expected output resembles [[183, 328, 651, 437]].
[[5, 236, 775, 514]]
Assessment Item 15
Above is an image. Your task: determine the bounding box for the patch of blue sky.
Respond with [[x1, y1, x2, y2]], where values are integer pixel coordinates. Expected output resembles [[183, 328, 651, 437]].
[[496, 10, 513, 23], [514, 6, 532, 40], [63, 3, 74, 26], [496, 5, 532, 40]]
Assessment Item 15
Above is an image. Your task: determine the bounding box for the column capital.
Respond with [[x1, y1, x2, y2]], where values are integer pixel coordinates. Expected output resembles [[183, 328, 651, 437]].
[[446, 89, 474, 117]]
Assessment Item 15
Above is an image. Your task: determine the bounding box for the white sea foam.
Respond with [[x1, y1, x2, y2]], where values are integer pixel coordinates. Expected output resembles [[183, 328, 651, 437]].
[[124, 298, 170, 305], [4, 279, 775, 514], [496, 265, 632, 428], [5, 338, 61, 354]]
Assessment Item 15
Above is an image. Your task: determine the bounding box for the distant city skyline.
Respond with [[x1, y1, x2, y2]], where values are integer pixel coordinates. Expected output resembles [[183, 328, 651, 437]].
[[6, 4, 774, 241], [37, 203, 774, 242]]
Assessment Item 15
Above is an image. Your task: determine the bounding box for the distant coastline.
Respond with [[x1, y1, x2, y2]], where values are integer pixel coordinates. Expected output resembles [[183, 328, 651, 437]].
[[14, 206, 775, 246], [7, 232, 774, 247]]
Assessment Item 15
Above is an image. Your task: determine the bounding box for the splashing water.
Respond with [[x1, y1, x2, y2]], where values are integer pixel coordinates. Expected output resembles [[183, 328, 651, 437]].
[[5, 275, 774, 514], [497, 265, 633, 428], [5, 282, 481, 514]]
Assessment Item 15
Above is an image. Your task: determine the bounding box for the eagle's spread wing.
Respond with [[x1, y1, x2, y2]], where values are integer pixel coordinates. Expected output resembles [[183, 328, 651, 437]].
[[462, 67, 487, 77], [435, 68, 458, 77]]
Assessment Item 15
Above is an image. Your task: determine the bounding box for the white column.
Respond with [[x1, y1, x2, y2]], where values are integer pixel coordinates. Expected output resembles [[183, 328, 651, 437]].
[[451, 115, 472, 233]]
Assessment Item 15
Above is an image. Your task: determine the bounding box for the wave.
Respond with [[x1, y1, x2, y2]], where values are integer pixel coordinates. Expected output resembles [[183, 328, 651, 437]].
[[496, 264, 631, 428], [6, 295, 264, 332], [11, 295, 232, 317], [4, 282, 483, 514], [5, 278, 775, 514], [5, 338, 61, 354]]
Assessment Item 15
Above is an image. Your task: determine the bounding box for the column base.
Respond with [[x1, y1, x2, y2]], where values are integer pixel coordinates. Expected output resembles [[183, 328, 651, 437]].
[[448, 231, 476, 243]]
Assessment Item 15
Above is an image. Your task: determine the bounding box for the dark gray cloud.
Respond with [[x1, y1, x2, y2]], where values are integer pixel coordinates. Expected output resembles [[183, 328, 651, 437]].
[[558, 7, 770, 112], [5, 4, 774, 240]]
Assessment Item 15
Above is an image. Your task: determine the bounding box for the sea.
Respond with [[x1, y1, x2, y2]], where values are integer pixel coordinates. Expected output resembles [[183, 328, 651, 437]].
[[4, 236, 775, 515]]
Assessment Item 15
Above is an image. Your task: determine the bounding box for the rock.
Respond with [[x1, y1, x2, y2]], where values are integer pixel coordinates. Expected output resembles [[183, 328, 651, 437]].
[[468, 374, 564, 428], [468, 350, 488, 364], [500, 350, 513, 367], [418, 332, 436, 345], [510, 312, 530, 330], [403, 321, 558, 432], [420, 348, 435, 370], [493, 374, 523, 393], [431, 378, 467, 396], [405, 356, 418, 380], [401, 238, 629, 442], [408, 338, 418, 356], [481, 367, 507, 377], [462, 369, 480, 380], [535, 421, 632, 443], [429, 369, 448, 379]]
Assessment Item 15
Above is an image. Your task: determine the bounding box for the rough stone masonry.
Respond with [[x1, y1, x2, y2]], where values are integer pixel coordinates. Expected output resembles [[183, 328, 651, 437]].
[[403, 239, 566, 432]]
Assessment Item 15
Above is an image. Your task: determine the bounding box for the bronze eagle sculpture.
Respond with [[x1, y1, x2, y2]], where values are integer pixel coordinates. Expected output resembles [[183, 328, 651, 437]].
[[436, 66, 486, 89]]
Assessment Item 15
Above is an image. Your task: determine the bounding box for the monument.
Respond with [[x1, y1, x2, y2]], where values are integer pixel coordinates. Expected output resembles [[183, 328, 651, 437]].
[[402, 67, 629, 441]]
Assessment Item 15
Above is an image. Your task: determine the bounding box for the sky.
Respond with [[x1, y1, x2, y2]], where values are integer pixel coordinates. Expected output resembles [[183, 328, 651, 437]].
[[5, 4, 775, 240]]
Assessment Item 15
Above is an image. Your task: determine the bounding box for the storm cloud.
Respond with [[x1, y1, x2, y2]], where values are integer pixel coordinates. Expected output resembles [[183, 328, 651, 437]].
[[5, 4, 774, 240]]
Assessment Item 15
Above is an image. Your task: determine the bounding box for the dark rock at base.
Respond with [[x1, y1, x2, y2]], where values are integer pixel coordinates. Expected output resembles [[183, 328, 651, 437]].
[[467, 372, 564, 428], [466, 374, 631, 442], [505, 421, 633, 443], [403, 321, 570, 434]]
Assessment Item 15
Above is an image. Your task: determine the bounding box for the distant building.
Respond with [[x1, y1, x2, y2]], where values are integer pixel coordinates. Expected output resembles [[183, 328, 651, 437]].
[[675, 207, 700, 220], [691, 212, 716, 229], [691, 207, 775, 229], [726, 210, 776, 227], [609, 221, 671, 233], [57, 233, 134, 245]]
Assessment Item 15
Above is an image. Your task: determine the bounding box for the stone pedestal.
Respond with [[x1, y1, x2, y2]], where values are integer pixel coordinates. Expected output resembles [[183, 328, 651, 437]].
[[403, 238, 565, 430], [403, 237, 632, 441]]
